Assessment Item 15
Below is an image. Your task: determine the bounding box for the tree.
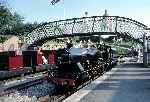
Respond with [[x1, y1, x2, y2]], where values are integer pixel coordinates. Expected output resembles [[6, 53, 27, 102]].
[[23, 22, 39, 33], [0, 6, 12, 34], [9, 13, 25, 35], [0, 4, 25, 35], [0, 36, 7, 43], [0, 1, 41, 44]]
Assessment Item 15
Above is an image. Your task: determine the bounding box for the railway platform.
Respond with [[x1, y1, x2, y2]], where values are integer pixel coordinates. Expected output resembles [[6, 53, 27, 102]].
[[64, 61, 150, 102]]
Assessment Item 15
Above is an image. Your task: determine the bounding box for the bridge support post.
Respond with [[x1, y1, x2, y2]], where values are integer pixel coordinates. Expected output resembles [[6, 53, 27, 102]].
[[143, 33, 146, 66]]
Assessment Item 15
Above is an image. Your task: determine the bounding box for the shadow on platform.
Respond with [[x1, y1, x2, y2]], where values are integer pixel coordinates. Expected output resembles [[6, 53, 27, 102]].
[[79, 62, 150, 102]]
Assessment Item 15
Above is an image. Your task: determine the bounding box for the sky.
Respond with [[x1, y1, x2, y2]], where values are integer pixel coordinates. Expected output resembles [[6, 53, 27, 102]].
[[7, 0, 150, 27]]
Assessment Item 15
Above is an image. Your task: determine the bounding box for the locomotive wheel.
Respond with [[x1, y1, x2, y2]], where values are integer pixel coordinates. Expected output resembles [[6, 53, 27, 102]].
[[55, 84, 74, 94]]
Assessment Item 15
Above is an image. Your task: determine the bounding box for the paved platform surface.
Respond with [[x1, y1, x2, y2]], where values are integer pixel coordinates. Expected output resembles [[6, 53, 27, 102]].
[[64, 62, 150, 102]]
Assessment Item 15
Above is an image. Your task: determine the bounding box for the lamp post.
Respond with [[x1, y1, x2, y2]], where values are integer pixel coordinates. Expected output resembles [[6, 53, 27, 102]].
[[84, 11, 89, 33], [85, 11, 88, 17]]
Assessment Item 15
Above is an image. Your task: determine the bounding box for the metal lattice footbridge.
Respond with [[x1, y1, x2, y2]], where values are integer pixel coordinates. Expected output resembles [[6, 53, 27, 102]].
[[24, 16, 148, 45]]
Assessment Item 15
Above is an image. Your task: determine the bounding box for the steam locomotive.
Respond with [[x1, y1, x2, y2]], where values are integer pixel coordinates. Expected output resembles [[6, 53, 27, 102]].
[[48, 44, 117, 88]]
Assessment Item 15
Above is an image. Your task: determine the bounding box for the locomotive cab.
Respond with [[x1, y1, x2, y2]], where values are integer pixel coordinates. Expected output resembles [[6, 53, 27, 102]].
[[48, 48, 89, 86]]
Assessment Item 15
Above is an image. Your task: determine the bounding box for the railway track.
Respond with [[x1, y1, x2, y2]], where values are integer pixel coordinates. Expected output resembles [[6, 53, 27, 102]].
[[0, 64, 52, 89], [0, 65, 114, 102], [0, 76, 45, 96], [40, 69, 110, 102], [0, 75, 55, 102], [0, 72, 106, 102], [42, 62, 116, 102], [0, 71, 47, 89]]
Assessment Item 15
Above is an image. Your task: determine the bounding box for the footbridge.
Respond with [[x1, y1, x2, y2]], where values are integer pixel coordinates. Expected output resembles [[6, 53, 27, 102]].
[[24, 16, 148, 45]]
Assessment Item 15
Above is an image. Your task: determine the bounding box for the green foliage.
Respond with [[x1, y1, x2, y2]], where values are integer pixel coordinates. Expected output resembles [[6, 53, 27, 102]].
[[0, 36, 7, 43], [116, 47, 128, 55], [0, 3, 39, 36], [0, 5, 24, 35], [23, 22, 39, 33]]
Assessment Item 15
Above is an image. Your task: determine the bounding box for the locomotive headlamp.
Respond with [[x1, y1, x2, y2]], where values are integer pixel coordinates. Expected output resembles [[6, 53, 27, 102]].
[[63, 80, 68, 85]]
